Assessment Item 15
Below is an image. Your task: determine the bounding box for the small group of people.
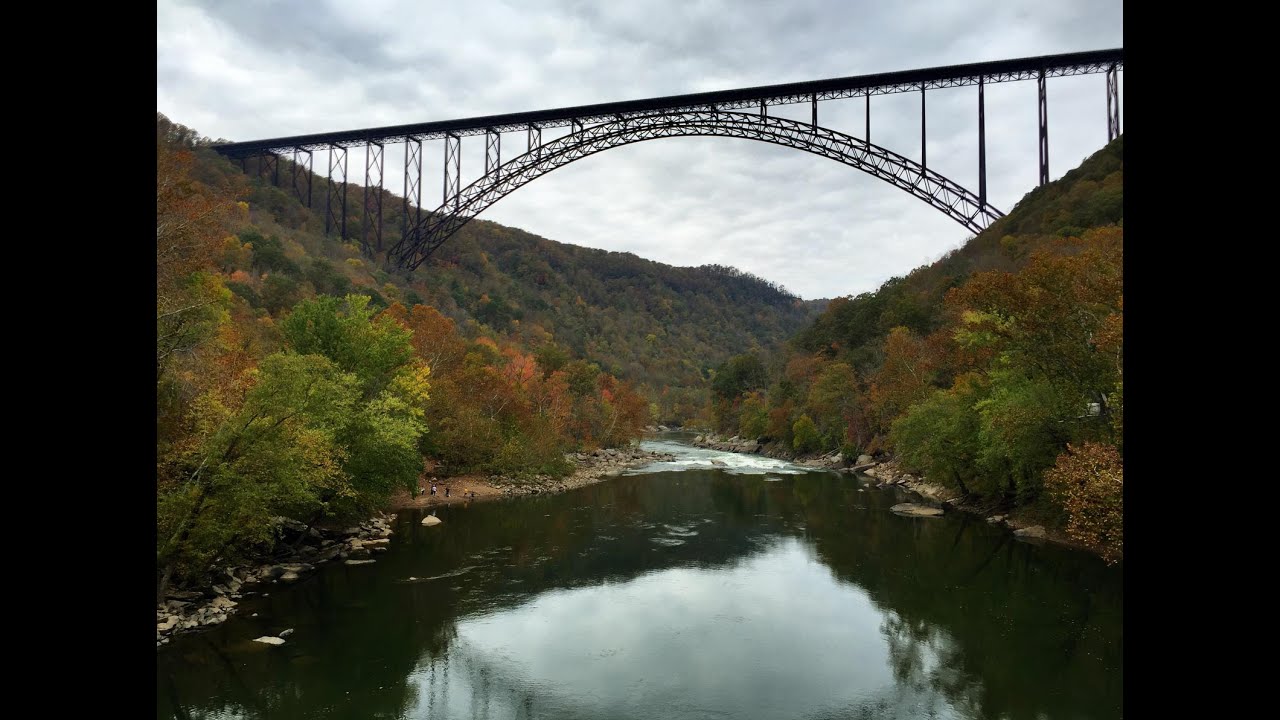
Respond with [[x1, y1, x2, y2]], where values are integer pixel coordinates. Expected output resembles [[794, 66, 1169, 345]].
[[418, 479, 459, 499]]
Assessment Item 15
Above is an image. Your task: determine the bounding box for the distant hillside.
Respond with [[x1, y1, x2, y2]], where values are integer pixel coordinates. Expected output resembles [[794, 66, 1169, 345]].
[[168, 114, 825, 423], [791, 137, 1123, 371]]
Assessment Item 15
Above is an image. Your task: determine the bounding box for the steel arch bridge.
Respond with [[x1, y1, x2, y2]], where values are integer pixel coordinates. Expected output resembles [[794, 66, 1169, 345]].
[[211, 48, 1122, 270]]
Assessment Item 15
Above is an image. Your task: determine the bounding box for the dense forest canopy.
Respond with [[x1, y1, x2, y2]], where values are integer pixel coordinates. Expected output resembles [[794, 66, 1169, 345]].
[[156, 111, 829, 594], [706, 138, 1124, 560]]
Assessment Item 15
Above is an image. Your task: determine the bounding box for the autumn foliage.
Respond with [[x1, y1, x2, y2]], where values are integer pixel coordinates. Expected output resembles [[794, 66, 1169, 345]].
[[1044, 443, 1123, 563]]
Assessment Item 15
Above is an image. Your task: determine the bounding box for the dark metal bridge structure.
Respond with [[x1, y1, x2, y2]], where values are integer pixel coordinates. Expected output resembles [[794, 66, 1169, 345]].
[[211, 49, 1122, 271]]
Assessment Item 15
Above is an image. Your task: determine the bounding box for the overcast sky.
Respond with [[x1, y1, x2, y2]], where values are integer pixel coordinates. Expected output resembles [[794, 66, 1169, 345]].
[[157, 0, 1123, 300]]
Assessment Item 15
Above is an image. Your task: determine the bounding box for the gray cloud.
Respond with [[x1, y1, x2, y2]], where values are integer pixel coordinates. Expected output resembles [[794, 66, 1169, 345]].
[[158, 0, 1123, 298]]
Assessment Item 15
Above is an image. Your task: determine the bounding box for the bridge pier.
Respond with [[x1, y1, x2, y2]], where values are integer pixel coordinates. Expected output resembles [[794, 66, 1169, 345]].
[[444, 133, 461, 211], [1106, 63, 1120, 141], [865, 93, 871, 143], [978, 76, 986, 206], [485, 129, 501, 180], [920, 84, 927, 171], [364, 140, 384, 254], [404, 136, 423, 240], [1038, 69, 1049, 186], [291, 147, 313, 208], [326, 145, 348, 240], [258, 153, 279, 187], [526, 124, 541, 160]]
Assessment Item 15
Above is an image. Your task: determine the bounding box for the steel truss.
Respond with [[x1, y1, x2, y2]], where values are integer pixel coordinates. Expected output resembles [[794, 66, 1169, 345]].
[[291, 147, 312, 207], [1106, 64, 1120, 141], [1038, 70, 1049, 186], [390, 111, 1005, 270], [404, 136, 423, 239], [444, 134, 461, 210], [212, 49, 1122, 156], [364, 141, 384, 254], [326, 145, 348, 239]]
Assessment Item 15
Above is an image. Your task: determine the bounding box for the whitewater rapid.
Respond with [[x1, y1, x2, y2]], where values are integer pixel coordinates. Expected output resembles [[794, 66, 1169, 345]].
[[625, 437, 814, 476]]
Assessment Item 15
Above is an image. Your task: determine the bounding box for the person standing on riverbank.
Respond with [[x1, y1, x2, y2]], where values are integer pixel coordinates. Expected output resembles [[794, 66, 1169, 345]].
[[431, 484, 437, 496]]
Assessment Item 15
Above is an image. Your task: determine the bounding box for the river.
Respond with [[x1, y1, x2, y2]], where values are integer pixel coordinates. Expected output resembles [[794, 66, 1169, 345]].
[[157, 433, 1122, 719]]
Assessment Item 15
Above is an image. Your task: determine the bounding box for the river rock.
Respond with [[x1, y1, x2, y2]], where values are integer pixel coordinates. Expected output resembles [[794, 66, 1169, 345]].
[[1014, 525, 1046, 538], [422, 515, 442, 526], [890, 503, 944, 517], [987, 515, 1006, 524], [856, 454, 874, 465], [279, 628, 294, 638], [253, 636, 286, 646], [211, 596, 236, 610], [344, 559, 376, 566], [158, 616, 179, 632], [279, 571, 300, 582]]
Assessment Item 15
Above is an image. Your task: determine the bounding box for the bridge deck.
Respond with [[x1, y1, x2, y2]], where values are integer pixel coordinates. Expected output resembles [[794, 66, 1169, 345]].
[[211, 48, 1122, 157]]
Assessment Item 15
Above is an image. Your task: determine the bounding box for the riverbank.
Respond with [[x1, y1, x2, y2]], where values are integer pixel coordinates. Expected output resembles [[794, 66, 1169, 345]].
[[157, 446, 675, 648], [689, 432, 1114, 561], [387, 446, 678, 511]]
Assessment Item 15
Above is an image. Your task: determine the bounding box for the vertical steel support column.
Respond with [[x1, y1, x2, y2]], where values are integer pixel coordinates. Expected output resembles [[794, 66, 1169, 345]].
[[920, 83, 927, 171], [865, 93, 871, 143], [363, 141, 384, 253], [260, 153, 278, 186], [1038, 69, 1049, 186], [1106, 63, 1120, 142], [571, 119, 583, 135], [484, 129, 501, 180], [978, 76, 987, 206], [403, 136, 422, 239], [811, 95, 817, 128], [326, 145, 348, 239], [760, 100, 767, 118], [292, 147, 313, 208], [526, 125, 541, 160], [444, 133, 461, 211]]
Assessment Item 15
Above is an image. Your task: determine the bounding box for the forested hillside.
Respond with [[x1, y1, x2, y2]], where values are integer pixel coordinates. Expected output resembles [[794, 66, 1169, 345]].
[[157, 112, 824, 594], [169, 114, 823, 424], [708, 138, 1124, 560]]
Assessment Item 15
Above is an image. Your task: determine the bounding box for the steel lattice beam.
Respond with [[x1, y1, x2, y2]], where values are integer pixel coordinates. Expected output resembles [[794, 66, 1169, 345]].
[[259, 153, 278, 186], [485, 130, 501, 179], [978, 76, 987, 206], [1106, 63, 1120, 141], [526, 125, 541, 160], [212, 48, 1123, 156], [444, 134, 461, 211], [364, 141, 384, 254], [292, 147, 313, 208], [1038, 70, 1049, 186], [403, 136, 423, 240], [390, 111, 1005, 270], [326, 145, 348, 239]]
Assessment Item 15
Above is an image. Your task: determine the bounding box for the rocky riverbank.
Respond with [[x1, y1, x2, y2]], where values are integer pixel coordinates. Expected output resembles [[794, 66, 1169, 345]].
[[158, 447, 676, 648], [390, 446, 678, 511], [157, 512, 397, 648], [688, 432, 1107, 559]]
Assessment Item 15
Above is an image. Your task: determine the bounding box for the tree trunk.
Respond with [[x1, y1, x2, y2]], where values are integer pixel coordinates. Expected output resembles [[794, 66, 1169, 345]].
[[952, 470, 970, 497], [157, 563, 174, 605]]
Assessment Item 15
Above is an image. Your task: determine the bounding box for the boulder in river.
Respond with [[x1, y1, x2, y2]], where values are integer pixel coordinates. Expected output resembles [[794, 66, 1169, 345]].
[[253, 636, 286, 646], [890, 503, 944, 517], [1014, 525, 1047, 539], [422, 515, 442, 526]]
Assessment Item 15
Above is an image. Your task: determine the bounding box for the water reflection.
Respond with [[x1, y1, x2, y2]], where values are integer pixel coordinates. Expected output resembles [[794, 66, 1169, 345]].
[[158, 440, 1121, 720]]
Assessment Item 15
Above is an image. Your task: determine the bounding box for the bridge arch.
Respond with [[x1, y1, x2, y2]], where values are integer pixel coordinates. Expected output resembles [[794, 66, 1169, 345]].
[[390, 110, 1005, 270]]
